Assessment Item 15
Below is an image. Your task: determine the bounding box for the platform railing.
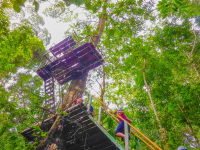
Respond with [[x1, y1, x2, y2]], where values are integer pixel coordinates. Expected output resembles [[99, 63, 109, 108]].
[[91, 95, 162, 150]]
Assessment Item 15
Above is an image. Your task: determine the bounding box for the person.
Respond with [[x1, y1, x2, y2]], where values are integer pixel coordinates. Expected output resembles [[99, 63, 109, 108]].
[[76, 98, 83, 104], [177, 146, 187, 150], [86, 102, 95, 117], [72, 98, 83, 106], [115, 108, 132, 140]]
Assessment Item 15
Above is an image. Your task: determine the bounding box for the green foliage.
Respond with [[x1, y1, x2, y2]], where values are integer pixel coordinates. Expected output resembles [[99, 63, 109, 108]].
[[13, 0, 26, 12], [157, 0, 200, 19], [1, 0, 200, 149], [0, 5, 46, 150], [0, 10, 45, 74]]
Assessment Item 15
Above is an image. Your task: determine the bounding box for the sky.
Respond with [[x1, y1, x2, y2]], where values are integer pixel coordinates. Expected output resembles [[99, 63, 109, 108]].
[[38, 3, 68, 48], [38, 2, 79, 49]]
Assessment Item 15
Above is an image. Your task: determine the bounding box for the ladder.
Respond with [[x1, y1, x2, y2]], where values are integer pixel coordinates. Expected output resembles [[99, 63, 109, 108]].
[[44, 77, 55, 109]]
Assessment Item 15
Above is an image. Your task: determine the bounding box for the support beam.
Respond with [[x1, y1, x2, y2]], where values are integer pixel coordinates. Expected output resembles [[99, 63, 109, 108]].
[[124, 121, 129, 150], [98, 106, 102, 124]]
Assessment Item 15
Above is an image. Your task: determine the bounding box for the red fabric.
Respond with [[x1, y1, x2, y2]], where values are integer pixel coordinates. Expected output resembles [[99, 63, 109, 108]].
[[76, 98, 82, 104], [118, 114, 128, 122]]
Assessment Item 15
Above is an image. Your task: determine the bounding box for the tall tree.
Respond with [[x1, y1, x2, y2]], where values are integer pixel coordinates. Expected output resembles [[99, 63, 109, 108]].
[[37, 0, 108, 149], [3, 0, 200, 150]]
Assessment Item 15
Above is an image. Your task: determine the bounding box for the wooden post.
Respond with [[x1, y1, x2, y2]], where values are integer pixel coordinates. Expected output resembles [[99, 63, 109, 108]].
[[98, 106, 101, 124], [124, 121, 129, 150]]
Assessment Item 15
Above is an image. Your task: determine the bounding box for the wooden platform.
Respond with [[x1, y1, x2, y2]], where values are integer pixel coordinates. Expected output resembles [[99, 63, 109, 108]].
[[36, 37, 103, 85], [21, 104, 124, 150]]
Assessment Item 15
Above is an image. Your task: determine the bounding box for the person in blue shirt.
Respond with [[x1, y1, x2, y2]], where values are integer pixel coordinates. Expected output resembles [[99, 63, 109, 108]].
[[86, 103, 95, 117]]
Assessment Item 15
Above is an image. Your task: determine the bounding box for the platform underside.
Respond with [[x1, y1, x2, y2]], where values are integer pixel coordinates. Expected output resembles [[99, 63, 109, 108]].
[[20, 105, 124, 150], [37, 40, 103, 85]]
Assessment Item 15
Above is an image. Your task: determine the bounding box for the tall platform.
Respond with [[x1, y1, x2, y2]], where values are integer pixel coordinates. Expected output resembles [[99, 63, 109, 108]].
[[36, 34, 103, 109], [37, 36, 103, 85], [20, 104, 124, 150]]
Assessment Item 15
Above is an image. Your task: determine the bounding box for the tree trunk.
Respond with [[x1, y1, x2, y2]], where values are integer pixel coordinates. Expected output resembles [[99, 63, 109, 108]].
[[143, 59, 168, 150], [37, 1, 107, 149]]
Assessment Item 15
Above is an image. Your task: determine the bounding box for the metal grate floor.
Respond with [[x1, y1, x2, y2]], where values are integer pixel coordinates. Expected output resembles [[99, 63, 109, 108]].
[[20, 104, 124, 150]]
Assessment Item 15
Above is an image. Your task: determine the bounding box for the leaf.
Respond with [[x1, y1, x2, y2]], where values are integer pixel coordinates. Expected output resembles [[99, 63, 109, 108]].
[[62, 111, 68, 115], [13, 1, 20, 12], [32, 126, 42, 132], [41, 132, 47, 137], [33, 0, 39, 12]]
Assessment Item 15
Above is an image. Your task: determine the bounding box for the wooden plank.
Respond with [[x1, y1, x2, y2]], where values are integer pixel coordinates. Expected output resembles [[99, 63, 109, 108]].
[[52, 40, 76, 56], [73, 42, 90, 54], [85, 60, 103, 72], [53, 59, 79, 76], [50, 55, 77, 71], [75, 44, 92, 57], [55, 64, 83, 80], [59, 76, 74, 85]]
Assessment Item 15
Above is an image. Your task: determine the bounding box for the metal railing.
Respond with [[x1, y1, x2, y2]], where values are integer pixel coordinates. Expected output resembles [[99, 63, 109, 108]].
[[91, 95, 162, 150]]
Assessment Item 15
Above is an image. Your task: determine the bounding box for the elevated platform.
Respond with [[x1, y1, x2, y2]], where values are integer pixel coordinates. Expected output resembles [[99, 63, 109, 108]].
[[21, 104, 124, 150], [36, 36, 103, 85]]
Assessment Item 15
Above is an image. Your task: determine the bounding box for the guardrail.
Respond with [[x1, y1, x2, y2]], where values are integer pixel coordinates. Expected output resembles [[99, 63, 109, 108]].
[[91, 95, 162, 150]]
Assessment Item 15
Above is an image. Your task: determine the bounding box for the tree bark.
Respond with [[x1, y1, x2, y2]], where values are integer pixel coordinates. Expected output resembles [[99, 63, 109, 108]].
[[143, 59, 168, 150], [37, 1, 108, 149]]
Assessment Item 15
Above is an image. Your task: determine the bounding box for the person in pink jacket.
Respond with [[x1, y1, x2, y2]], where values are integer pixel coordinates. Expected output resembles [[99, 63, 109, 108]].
[[115, 108, 132, 139]]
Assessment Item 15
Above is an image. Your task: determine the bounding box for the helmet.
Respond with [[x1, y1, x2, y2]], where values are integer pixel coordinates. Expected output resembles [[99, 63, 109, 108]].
[[117, 108, 123, 111], [177, 146, 187, 150]]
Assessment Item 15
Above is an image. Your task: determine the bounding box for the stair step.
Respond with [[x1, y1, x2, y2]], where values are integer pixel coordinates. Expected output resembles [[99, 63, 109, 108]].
[[46, 91, 54, 94], [45, 83, 54, 86]]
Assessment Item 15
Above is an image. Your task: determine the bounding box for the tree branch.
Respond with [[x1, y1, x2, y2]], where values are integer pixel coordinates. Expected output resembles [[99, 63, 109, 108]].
[[143, 59, 160, 123], [190, 23, 197, 57], [96, 79, 102, 90]]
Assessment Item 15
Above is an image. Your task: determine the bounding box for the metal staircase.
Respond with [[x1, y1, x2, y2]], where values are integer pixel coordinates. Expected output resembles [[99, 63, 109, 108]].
[[20, 104, 124, 150]]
